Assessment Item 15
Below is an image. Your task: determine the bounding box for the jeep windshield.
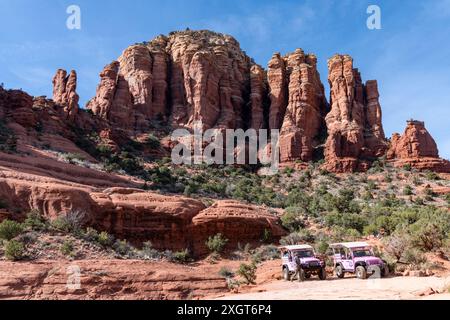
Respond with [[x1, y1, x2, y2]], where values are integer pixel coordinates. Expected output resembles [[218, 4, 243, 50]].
[[352, 249, 373, 257], [294, 250, 315, 258]]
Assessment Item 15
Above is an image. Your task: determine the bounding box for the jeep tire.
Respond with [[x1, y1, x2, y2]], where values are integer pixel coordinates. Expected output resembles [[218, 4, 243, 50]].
[[356, 266, 367, 279], [283, 267, 290, 281], [382, 265, 389, 278], [299, 269, 306, 282], [319, 267, 327, 280], [335, 265, 345, 279]]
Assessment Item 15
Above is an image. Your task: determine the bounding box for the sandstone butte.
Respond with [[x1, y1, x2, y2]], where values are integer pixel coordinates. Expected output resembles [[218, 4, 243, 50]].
[[0, 29, 449, 254]]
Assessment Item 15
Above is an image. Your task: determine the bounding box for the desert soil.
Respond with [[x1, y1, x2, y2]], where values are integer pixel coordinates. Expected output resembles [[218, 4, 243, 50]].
[[215, 275, 450, 300]]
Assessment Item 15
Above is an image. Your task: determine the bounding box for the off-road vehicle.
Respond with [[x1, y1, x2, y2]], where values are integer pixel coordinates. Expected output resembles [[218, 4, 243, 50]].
[[280, 245, 327, 281], [330, 242, 389, 280]]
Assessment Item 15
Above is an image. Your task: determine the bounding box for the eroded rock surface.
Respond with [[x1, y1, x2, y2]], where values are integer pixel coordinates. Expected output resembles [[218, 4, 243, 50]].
[[387, 121, 450, 172], [324, 54, 387, 172]]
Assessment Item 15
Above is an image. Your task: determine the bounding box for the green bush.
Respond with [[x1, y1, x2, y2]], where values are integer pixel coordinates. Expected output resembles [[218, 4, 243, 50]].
[[206, 233, 229, 254], [83, 227, 99, 242], [171, 249, 191, 264], [61, 240, 75, 257], [24, 209, 48, 231], [0, 220, 24, 240], [97, 231, 114, 247], [251, 245, 280, 263], [113, 240, 132, 256], [403, 185, 413, 196], [280, 207, 306, 232], [0, 121, 17, 152], [219, 267, 235, 279], [280, 230, 315, 245], [5, 240, 25, 261], [145, 134, 161, 149], [51, 211, 86, 234], [237, 263, 257, 285]]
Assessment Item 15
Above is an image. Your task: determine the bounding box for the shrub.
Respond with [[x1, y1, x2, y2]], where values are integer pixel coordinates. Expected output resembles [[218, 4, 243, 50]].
[[219, 267, 235, 279], [402, 247, 427, 266], [113, 240, 132, 256], [24, 209, 48, 231], [206, 233, 229, 254], [403, 163, 412, 171], [252, 245, 280, 263], [171, 249, 191, 264], [280, 207, 306, 232], [403, 185, 413, 196], [424, 170, 439, 181], [384, 233, 410, 261], [5, 240, 25, 261], [237, 263, 257, 285], [97, 231, 114, 247], [280, 230, 315, 245], [83, 227, 99, 242], [145, 134, 161, 149], [140, 241, 163, 260], [0, 220, 24, 240], [0, 121, 17, 152], [315, 240, 330, 255], [409, 221, 447, 251], [51, 210, 86, 234], [262, 229, 272, 244], [61, 240, 75, 257]]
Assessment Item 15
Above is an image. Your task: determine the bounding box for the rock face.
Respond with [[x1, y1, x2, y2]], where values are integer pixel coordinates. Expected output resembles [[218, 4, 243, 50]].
[[0, 152, 285, 255], [387, 121, 450, 172], [269, 49, 328, 162], [88, 31, 258, 132], [324, 55, 387, 172], [0, 87, 36, 127], [0, 260, 229, 300], [52, 69, 79, 120]]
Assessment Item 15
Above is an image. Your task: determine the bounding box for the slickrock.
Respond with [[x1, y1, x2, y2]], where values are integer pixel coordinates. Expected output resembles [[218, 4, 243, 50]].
[[324, 54, 387, 172], [52, 69, 80, 120], [387, 120, 450, 172], [0, 260, 229, 300]]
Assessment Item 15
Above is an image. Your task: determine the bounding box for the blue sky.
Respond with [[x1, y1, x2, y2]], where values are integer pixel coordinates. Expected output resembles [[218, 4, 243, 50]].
[[1, 0, 449, 159]]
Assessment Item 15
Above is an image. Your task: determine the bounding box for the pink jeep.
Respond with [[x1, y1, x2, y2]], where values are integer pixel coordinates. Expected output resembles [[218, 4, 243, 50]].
[[330, 242, 389, 280], [280, 245, 327, 281]]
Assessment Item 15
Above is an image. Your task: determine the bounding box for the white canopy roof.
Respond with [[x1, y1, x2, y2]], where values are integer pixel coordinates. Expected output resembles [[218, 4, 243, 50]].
[[279, 245, 313, 251], [330, 242, 371, 249]]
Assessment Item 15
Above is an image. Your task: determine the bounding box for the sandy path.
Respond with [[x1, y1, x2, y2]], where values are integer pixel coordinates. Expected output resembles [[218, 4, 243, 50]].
[[216, 276, 450, 300]]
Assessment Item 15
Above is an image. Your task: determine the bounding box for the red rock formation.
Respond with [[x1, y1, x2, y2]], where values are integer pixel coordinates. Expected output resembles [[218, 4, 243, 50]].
[[267, 53, 288, 130], [0, 260, 229, 300], [249, 65, 266, 130], [273, 49, 328, 162], [387, 120, 450, 172], [52, 69, 79, 120], [88, 31, 259, 133], [0, 152, 285, 255], [0, 87, 36, 127], [324, 54, 387, 172]]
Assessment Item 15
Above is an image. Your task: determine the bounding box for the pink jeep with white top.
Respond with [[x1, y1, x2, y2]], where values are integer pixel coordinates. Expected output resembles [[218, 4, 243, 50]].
[[280, 245, 327, 281], [330, 242, 389, 280]]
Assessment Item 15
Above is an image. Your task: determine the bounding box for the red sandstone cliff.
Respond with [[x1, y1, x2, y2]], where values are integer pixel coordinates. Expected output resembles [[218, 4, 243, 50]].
[[324, 54, 387, 172]]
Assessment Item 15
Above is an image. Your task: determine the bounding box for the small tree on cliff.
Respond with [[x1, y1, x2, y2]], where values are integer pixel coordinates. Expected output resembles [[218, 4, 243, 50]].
[[206, 233, 229, 255]]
